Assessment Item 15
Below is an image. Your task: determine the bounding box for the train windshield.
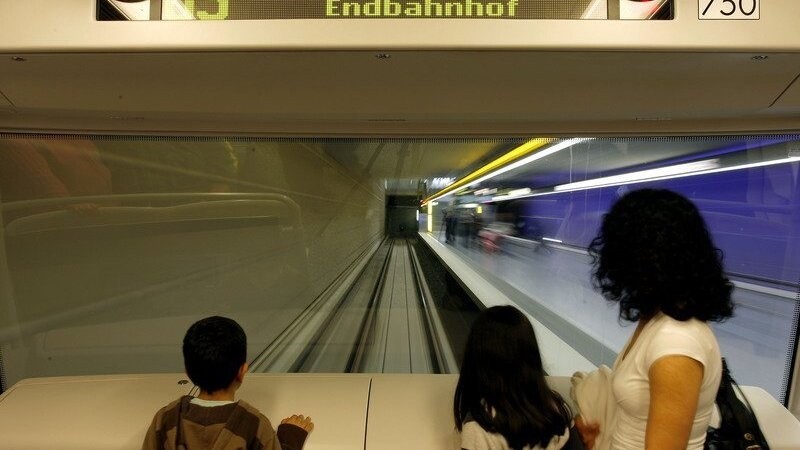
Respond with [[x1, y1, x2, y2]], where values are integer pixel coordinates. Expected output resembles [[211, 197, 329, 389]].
[[0, 135, 797, 404]]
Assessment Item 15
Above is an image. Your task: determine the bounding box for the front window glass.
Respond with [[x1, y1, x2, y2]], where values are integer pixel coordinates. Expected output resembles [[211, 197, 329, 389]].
[[0, 135, 796, 404]]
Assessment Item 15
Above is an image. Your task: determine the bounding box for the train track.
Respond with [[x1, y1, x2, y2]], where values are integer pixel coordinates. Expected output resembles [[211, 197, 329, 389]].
[[251, 238, 457, 374]]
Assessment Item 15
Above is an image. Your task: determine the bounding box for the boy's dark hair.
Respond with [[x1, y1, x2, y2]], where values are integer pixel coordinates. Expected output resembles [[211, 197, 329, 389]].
[[183, 316, 247, 393], [454, 306, 572, 450], [589, 188, 734, 323]]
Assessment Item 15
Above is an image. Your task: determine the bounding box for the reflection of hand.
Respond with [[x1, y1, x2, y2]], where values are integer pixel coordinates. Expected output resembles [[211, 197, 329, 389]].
[[575, 415, 600, 450], [281, 414, 314, 433], [66, 203, 100, 215]]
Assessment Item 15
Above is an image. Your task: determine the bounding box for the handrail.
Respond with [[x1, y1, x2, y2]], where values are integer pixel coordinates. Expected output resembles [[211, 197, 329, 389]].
[[1, 193, 303, 227]]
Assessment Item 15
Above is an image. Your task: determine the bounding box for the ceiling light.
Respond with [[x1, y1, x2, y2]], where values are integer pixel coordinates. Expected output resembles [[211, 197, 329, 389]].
[[554, 160, 720, 192], [422, 138, 590, 205], [550, 156, 800, 194], [466, 138, 591, 190], [508, 188, 531, 197]]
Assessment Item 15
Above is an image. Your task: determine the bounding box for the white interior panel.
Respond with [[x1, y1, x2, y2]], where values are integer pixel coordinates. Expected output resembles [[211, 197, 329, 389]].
[[1, 374, 798, 449]]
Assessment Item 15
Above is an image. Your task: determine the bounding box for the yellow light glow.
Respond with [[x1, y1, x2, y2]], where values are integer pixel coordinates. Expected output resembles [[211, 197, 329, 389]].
[[421, 138, 552, 205], [427, 202, 433, 233], [477, 206, 482, 214]]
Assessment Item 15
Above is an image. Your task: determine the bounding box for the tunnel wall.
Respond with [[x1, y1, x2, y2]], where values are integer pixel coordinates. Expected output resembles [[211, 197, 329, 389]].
[[0, 138, 385, 385]]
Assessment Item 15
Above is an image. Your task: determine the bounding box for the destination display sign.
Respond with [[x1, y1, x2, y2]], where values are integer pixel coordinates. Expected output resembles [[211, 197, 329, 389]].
[[153, 0, 673, 20]]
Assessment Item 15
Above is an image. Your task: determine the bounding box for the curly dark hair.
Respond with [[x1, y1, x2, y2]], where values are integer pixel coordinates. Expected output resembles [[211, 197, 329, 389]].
[[588, 189, 734, 323], [183, 316, 247, 393]]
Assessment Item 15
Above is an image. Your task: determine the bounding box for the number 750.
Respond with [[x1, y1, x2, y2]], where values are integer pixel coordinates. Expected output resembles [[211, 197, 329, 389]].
[[702, 0, 758, 17]]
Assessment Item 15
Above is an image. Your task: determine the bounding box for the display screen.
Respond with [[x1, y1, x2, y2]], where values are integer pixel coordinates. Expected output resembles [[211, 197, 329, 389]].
[[99, 0, 674, 21]]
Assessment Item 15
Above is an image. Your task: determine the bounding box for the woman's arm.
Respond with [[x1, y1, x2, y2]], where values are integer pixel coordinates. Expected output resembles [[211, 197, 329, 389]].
[[646, 355, 704, 450], [574, 415, 599, 449]]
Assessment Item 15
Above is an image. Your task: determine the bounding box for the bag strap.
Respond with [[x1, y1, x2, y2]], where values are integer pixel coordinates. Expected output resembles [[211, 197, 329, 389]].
[[719, 358, 770, 450]]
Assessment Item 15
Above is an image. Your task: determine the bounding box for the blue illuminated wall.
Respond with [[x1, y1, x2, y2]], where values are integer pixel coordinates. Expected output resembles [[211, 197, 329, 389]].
[[512, 163, 800, 284]]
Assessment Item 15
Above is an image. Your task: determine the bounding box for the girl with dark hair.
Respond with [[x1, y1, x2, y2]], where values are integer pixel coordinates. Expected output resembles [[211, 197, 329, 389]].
[[577, 188, 734, 450], [454, 305, 580, 450]]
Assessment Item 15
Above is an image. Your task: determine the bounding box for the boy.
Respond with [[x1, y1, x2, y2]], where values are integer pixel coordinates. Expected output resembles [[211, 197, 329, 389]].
[[143, 316, 313, 450]]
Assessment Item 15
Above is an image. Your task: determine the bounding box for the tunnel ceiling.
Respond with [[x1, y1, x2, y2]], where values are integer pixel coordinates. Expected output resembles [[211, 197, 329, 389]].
[[321, 138, 775, 196], [322, 141, 511, 181]]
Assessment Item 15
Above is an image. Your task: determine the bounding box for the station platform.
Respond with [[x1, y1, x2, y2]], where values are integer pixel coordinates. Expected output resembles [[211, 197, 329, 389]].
[[0, 373, 798, 449], [419, 231, 798, 402]]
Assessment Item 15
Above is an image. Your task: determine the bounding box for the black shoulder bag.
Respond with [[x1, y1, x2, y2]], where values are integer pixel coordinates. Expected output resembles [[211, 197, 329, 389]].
[[705, 358, 770, 450]]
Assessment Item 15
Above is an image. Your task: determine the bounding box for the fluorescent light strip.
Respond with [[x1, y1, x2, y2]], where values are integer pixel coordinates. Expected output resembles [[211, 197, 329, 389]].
[[542, 237, 563, 243], [509, 188, 532, 197], [466, 138, 590, 191], [487, 155, 800, 203], [552, 156, 800, 194], [422, 138, 552, 204], [427, 138, 591, 204], [427, 202, 433, 233], [491, 187, 533, 202], [554, 159, 720, 192]]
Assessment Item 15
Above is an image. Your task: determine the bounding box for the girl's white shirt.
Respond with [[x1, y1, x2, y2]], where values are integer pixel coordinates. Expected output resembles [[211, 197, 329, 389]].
[[458, 422, 570, 450]]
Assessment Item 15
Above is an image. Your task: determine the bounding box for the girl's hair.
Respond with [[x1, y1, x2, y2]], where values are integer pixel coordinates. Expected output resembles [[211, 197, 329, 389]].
[[454, 306, 572, 450], [588, 188, 734, 323]]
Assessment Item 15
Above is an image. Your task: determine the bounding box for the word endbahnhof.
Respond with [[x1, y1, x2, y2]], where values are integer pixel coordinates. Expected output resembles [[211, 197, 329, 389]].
[[326, 0, 520, 17]]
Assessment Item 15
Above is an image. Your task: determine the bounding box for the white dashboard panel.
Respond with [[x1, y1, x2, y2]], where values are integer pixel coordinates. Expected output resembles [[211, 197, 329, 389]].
[[0, 374, 797, 449], [238, 374, 371, 450], [0, 374, 192, 450], [367, 375, 459, 450], [0, 374, 371, 450]]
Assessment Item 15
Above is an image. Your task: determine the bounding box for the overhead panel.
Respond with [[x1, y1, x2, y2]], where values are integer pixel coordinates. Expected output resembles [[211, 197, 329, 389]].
[[1, 51, 798, 128], [768, 71, 800, 114], [0, 86, 11, 108]]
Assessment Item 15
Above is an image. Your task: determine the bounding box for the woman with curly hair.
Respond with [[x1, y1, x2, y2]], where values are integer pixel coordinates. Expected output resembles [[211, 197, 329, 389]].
[[576, 189, 734, 450]]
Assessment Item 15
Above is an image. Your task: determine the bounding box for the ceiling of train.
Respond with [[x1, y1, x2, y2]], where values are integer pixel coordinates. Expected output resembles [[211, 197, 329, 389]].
[[1, 51, 800, 136]]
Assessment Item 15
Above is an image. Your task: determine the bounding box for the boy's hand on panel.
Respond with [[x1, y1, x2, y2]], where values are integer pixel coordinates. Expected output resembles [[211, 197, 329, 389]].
[[281, 414, 314, 433]]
